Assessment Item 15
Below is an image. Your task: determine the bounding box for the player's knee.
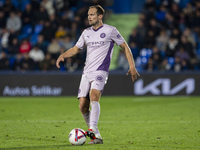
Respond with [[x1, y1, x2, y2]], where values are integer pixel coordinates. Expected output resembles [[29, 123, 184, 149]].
[[90, 89, 101, 102], [90, 93, 99, 102]]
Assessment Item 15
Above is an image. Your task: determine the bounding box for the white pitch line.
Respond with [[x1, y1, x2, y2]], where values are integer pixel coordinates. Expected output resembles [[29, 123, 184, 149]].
[[132, 96, 191, 102], [0, 120, 199, 123]]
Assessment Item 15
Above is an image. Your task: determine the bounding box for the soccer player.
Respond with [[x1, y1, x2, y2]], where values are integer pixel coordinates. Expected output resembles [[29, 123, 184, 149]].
[[56, 5, 140, 144]]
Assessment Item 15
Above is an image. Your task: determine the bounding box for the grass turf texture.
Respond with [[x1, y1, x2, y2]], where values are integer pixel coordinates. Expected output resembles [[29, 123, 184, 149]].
[[0, 96, 200, 150]]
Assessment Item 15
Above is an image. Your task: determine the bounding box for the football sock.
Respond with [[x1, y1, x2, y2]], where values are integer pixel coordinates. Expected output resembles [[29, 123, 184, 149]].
[[82, 111, 90, 128], [90, 101, 102, 139], [95, 127, 102, 139]]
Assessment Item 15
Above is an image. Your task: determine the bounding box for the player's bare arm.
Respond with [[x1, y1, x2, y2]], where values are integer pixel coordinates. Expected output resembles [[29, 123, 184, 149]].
[[119, 42, 140, 82], [56, 46, 81, 68]]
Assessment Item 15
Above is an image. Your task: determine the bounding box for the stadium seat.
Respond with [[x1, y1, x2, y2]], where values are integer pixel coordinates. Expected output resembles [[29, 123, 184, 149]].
[[167, 57, 175, 67], [30, 34, 38, 46], [18, 25, 33, 40], [20, 0, 30, 11], [34, 24, 43, 34], [140, 48, 152, 65], [11, 0, 19, 8], [9, 57, 16, 70]]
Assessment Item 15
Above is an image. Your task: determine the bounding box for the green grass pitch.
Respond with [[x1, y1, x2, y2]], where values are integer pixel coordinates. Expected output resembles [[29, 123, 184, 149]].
[[0, 96, 200, 150]]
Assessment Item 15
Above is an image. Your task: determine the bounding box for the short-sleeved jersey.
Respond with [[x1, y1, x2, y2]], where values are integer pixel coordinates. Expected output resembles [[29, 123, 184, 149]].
[[75, 24, 125, 73]]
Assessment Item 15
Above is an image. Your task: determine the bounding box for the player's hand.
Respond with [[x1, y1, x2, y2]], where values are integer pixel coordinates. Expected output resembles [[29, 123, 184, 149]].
[[126, 67, 140, 82], [56, 55, 65, 68]]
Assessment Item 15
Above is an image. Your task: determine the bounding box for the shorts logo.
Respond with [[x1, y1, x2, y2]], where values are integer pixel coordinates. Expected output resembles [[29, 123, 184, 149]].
[[78, 89, 81, 94], [100, 33, 106, 38], [96, 75, 103, 82]]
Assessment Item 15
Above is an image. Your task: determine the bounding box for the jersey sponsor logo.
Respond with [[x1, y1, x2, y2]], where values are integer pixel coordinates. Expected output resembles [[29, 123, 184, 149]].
[[87, 41, 105, 47], [100, 33, 106, 38], [134, 78, 195, 95]]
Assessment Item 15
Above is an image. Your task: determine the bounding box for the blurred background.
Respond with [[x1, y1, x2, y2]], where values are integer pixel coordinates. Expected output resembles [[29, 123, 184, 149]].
[[0, 0, 199, 96]]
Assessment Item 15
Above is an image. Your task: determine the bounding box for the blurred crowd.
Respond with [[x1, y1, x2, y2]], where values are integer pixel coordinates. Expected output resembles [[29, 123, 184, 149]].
[[0, 0, 106, 72], [118, 0, 200, 72], [0, 0, 200, 73]]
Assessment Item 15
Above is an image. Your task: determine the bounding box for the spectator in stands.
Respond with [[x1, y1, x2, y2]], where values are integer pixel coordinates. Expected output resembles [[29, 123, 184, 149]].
[[29, 45, 45, 63], [59, 35, 74, 50], [156, 28, 169, 52], [49, 14, 59, 34], [0, 10, 7, 35], [0, 51, 10, 70], [179, 35, 200, 70], [0, 28, 10, 51], [47, 38, 61, 59], [19, 52, 35, 71], [41, 20, 55, 42], [155, 4, 167, 24], [128, 28, 141, 50], [179, 35, 194, 58], [39, 53, 54, 71], [173, 56, 189, 72], [135, 20, 146, 47], [143, 0, 156, 21], [151, 46, 162, 66], [40, 0, 55, 16], [65, 57, 79, 72], [164, 12, 178, 30], [13, 53, 22, 71], [159, 58, 171, 71], [36, 34, 48, 54], [145, 57, 157, 72], [192, 5, 200, 28], [8, 37, 20, 56], [30, 0, 40, 12], [182, 27, 196, 47], [3, 0, 15, 17], [173, 56, 182, 72], [165, 36, 179, 57], [69, 22, 80, 42], [169, 2, 181, 24], [183, 2, 194, 27], [144, 30, 156, 48], [129, 42, 139, 60], [59, 10, 73, 29], [6, 11, 22, 35], [22, 3, 34, 26], [175, 47, 190, 63], [171, 28, 181, 40], [55, 25, 67, 39], [19, 39, 31, 54], [54, 0, 64, 14], [34, 6, 49, 23], [144, 0, 157, 11], [148, 18, 160, 37]]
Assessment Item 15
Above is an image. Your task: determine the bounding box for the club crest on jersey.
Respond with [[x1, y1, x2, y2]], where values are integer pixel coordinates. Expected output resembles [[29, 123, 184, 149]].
[[96, 75, 103, 82], [100, 33, 106, 38]]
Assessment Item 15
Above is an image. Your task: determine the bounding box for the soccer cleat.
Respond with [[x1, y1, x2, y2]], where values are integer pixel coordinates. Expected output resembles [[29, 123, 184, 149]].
[[85, 129, 96, 139], [88, 138, 103, 144]]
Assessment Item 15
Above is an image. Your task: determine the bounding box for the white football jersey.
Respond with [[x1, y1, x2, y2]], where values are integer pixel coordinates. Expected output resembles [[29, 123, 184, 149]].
[[75, 24, 125, 73]]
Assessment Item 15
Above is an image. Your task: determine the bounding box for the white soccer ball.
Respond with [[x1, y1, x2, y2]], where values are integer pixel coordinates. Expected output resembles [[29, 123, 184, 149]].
[[68, 128, 87, 145]]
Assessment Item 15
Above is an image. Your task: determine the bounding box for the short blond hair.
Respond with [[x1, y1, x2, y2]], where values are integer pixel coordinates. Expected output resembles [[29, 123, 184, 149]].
[[89, 5, 105, 16]]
